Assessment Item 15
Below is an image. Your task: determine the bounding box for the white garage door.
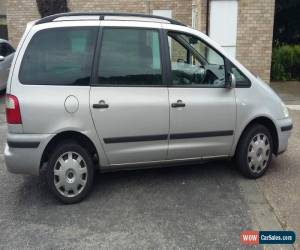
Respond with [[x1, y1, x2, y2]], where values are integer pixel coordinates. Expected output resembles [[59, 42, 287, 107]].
[[209, 0, 238, 57]]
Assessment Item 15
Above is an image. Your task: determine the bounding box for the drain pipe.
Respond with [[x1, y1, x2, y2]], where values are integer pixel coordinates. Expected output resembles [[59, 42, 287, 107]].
[[206, 0, 210, 35], [146, 0, 151, 14], [192, 2, 197, 29]]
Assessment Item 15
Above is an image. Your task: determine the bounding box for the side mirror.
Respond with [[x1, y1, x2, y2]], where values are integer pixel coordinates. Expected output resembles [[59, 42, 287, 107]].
[[0, 55, 5, 62], [226, 73, 236, 89]]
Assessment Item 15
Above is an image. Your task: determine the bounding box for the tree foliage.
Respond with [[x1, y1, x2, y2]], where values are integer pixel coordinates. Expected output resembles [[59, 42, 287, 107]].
[[36, 0, 69, 18], [273, 0, 300, 46]]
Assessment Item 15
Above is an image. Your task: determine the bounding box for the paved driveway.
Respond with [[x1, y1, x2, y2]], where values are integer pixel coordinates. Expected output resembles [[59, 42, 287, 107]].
[[0, 93, 297, 249]]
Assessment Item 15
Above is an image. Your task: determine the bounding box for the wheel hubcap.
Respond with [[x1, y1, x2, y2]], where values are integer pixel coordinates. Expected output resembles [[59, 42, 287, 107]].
[[247, 133, 270, 174], [53, 151, 88, 198]]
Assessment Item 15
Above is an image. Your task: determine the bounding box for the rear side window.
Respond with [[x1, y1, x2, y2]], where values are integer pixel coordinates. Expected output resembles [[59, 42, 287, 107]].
[[19, 27, 98, 85], [97, 28, 162, 86]]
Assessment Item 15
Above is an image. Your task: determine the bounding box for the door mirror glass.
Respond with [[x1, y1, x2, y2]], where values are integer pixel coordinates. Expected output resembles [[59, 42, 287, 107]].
[[0, 55, 4, 62], [226, 73, 236, 88]]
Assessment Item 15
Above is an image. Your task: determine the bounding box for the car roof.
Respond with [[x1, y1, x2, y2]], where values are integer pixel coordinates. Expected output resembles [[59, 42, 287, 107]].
[[35, 12, 186, 27]]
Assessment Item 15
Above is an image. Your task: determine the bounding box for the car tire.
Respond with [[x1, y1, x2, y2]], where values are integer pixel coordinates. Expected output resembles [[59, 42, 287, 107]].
[[236, 124, 273, 178], [46, 141, 94, 204]]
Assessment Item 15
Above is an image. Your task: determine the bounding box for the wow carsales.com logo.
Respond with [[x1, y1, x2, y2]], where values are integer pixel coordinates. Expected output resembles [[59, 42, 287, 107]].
[[241, 231, 296, 245]]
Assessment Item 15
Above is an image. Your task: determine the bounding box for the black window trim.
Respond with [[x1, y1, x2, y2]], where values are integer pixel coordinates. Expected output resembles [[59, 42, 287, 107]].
[[18, 26, 100, 86], [91, 26, 167, 88], [163, 29, 252, 88]]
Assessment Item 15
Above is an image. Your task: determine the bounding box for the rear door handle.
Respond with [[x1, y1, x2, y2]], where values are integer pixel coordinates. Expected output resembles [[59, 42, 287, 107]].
[[93, 100, 109, 109], [171, 100, 186, 108]]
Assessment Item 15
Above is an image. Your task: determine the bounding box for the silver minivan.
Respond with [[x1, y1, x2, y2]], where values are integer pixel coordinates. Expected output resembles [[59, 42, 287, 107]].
[[5, 13, 293, 203]]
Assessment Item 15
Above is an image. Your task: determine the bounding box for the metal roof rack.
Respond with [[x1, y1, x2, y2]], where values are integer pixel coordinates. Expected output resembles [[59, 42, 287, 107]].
[[35, 12, 186, 26]]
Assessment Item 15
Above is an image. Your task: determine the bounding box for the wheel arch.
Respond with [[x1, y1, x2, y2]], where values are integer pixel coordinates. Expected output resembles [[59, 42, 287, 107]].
[[40, 131, 100, 169], [235, 116, 279, 156]]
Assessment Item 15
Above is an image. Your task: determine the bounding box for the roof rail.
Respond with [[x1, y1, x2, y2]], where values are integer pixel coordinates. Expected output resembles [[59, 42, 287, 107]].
[[35, 12, 186, 26]]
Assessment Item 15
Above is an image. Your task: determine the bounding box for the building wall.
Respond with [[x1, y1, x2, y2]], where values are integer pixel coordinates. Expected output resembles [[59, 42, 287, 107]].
[[236, 0, 275, 83], [0, 0, 8, 39], [198, 0, 207, 33], [0, 0, 7, 16], [6, 0, 275, 82], [7, 0, 194, 47], [69, 0, 193, 30], [7, 0, 39, 46], [149, 0, 192, 27]]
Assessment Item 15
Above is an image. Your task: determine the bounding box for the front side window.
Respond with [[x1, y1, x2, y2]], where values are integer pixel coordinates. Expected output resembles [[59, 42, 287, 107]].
[[19, 27, 98, 85], [168, 32, 226, 87], [97, 28, 162, 86]]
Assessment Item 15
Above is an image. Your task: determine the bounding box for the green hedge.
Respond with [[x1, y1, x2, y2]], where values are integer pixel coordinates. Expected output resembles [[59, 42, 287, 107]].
[[271, 45, 300, 81]]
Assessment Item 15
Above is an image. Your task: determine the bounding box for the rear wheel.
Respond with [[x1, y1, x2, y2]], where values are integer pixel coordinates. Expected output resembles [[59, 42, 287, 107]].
[[46, 141, 94, 204], [236, 124, 273, 178]]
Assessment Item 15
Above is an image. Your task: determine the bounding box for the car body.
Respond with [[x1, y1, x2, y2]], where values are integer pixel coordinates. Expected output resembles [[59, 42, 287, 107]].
[[4, 13, 293, 203], [0, 39, 15, 91]]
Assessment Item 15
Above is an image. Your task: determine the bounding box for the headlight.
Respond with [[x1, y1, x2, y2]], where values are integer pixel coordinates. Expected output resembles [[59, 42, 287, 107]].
[[281, 102, 289, 118]]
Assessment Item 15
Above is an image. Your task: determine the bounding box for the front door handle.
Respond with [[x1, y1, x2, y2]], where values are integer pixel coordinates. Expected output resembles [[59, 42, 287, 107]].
[[171, 100, 186, 108], [93, 100, 109, 109]]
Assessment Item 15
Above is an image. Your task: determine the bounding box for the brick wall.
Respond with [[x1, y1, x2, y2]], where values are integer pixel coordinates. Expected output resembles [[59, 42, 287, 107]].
[[69, 0, 193, 29], [7, 0, 39, 47], [7, 0, 193, 47], [236, 0, 275, 83], [150, 0, 192, 27], [69, 0, 148, 14], [198, 0, 207, 34], [0, 0, 7, 16]]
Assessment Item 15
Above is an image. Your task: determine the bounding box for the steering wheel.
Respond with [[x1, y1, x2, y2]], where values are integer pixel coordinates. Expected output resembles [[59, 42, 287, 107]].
[[178, 71, 194, 84]]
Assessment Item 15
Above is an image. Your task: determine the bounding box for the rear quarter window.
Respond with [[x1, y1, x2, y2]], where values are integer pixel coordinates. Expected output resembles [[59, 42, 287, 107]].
[[19, 27, 98, 85]]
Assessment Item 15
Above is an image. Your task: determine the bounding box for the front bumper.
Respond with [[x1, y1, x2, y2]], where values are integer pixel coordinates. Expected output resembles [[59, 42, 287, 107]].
[[277, 117, 293, 154], [4, 133, 54, 176]]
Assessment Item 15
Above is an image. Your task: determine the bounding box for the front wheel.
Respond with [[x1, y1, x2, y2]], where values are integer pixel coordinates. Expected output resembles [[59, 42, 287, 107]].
[[46, 142, 94, 204], [236, 124, 273, 178]]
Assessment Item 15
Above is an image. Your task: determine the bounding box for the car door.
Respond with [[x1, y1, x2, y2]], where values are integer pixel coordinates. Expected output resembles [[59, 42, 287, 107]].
[[90, 26, 169, 165], [165, 30, 236, 160]]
